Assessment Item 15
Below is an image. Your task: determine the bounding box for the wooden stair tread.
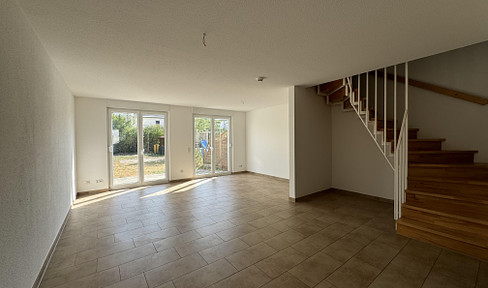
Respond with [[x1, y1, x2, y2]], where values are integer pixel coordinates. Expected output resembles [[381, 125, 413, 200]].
[[378, 127, 419, 132], [409, 150, 476, 164], [408, 176, 488, 186], [402, 207, 488, 238], [317, 79, 344, 95], [408, 163, 488, 180], [397, 220, 488, 261], [406, 189, 488, 205], [397, 218, 488, 249], [409, 163, 488, 168], [406, 193, 488, 220], [409, 150, 478, 154], [328, 86, 346, 103], [406, 190, 488, 220], [409, 139, 446, 142], [402, 204, 488, 226]]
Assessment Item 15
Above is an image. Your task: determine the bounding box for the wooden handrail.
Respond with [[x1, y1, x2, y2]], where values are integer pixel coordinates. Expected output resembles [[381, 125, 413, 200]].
[[376, 71, 488, 105]]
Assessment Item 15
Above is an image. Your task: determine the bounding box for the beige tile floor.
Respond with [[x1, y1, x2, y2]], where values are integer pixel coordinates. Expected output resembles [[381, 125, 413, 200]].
[[40, 174, 487, 288]]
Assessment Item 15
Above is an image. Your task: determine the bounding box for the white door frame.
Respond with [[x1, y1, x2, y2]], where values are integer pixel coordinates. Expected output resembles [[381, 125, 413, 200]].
[[108, 108, 169, 189], [193, 114, 232, 178]]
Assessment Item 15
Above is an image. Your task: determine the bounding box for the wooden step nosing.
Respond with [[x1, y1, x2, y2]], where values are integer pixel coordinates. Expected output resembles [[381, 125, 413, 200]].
[[402, 204, 488, 226], [408, 176, 488, 186], [408, 163, 487, 168], [397, 219, 488, 249], [409, 150, 478, 154], [378, 128, 419, 132], [326, 85, 346, 96], [402, 208, 488, 237], [409, 139, 446, 142], [405, 189, 488, 205]]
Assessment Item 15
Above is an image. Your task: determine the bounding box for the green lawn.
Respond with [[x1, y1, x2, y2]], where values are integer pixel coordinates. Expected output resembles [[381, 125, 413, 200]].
[[113, 154, 165, 179]]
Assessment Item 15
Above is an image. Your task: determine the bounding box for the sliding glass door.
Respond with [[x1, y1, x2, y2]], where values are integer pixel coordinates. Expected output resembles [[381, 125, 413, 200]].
[[194, 115, 231, 177], [109, 109, 168, 188]]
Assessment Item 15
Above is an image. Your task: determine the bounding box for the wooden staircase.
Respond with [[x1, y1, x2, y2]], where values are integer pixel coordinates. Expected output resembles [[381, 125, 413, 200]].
[[396, 136, 488, 261], [318, 73, 488, 261]]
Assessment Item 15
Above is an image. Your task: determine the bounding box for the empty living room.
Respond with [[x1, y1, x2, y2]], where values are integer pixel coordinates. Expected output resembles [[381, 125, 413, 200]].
[[2, 0, 488, 287]]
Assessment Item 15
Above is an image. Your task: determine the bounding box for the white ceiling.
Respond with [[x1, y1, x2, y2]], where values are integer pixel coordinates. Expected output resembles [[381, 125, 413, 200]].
[[18, 0, 488, 111]]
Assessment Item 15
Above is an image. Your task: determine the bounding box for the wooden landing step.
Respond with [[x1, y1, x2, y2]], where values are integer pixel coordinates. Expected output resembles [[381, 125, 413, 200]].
[[397, 217, 488, 261], [409, 150, 477, 164]]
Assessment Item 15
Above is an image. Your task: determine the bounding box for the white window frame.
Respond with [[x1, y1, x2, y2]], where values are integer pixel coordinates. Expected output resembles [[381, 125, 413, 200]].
[[108, 108, 169, 189], [192, 114, 232, 178]]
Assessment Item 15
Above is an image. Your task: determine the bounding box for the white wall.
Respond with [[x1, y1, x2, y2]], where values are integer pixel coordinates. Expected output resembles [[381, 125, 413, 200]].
[[75, 97, 246, 192], [409, 41, 488, 162], [169, 105, 194, 180], [0, 1, 75, 287], [290, 87, 332, 199], [331, 106, 394, 200], [246, 103, 289, 179]]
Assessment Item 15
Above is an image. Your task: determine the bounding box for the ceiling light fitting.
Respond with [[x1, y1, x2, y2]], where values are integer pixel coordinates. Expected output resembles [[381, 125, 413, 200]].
[[256, 76, 266, 82], [202, 33, 207, 47]]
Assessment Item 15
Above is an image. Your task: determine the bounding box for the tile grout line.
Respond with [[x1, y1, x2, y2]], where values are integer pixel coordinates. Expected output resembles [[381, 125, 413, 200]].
[[419, 247, 442, 287], [249, 220, 361, 286], [474, 260, 481, 287], [143, 272, 150, 288], [320, 227, 387, 286], [366, 238, 411, 287]]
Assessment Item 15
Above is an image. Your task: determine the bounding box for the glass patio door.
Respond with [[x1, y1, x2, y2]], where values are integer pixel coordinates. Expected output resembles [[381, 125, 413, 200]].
[[110, 111, 140, 187], [214, 118, 230, 173], [194, 115, 231, 177], [109, 109, 168, 188], [194, 116, 212, 176], [142, 113, 167, 183]]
